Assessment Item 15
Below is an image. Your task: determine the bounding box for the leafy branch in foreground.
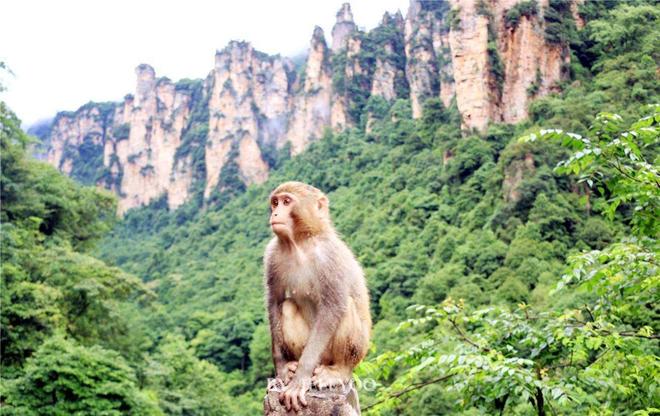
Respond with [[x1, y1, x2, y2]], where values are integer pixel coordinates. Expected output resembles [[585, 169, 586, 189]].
[[365, 107, 659, 415], [522, 106, 659, 236]]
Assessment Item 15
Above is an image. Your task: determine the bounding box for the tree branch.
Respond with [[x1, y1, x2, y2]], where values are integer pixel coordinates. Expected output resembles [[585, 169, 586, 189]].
[[361, 374, 454, 412], [565, 322, 659, 340], [617, 331, 659, 339], [608, 159, 640, 184], [449, 318, 491, 352]]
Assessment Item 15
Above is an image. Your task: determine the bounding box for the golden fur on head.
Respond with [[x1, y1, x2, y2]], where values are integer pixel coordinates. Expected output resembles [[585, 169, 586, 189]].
[[270, 181, 330, 240], [271, 181, 324, 199]]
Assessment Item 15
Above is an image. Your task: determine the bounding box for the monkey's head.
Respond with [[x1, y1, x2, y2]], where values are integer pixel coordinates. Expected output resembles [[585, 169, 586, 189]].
[[269, 181, 330, 241]]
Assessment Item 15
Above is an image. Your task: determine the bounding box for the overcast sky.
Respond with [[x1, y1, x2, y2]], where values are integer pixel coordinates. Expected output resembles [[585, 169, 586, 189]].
[[1, 0, 409, 127]]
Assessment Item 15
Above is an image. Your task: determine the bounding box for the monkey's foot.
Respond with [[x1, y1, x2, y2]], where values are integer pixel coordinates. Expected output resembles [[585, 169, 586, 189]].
[[311, 365, 351, 389], [279, 361, 298, 385]]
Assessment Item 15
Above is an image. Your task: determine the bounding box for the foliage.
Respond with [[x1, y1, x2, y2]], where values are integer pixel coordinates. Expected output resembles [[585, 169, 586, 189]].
[[524, 106, 659, 236], [207, 141, 247, 208], [365, 109, 658, 415], [485, 17, 505, 96], [530, 3, 659, 131], [0, 100, 156, 412], [544, 0, 578, 45], [114, 122, 130, 140], [505, 1, 538, 29], [98, 94, 591, 413], [0, 95, 253, 415], [68, 134, 106, 185], [2, 336, 160, 416], [173, 78, 209, 202], [142, 334, 235, 415], [446, 7, 461, 30]]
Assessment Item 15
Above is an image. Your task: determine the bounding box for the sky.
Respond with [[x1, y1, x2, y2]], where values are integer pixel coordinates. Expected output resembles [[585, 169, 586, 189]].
[[1, 0, 409, 128]]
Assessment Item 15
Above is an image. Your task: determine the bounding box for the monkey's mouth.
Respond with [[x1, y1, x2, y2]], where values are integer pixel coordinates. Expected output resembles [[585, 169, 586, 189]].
[[270, 222, 285, 226]]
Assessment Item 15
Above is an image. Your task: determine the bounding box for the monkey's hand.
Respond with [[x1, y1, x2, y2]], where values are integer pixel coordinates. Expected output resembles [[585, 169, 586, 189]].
[[279, 375, 310, 412], [276, 361, 299, 385]]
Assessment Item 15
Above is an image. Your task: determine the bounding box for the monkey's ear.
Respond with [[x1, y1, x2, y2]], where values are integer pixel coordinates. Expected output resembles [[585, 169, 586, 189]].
[[317, 195, 329, 211]]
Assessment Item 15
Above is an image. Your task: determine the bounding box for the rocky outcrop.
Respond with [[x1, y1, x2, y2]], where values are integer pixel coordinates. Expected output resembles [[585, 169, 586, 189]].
[[101, 96, 132, 196], [366, 11, 407, 131], [373, 11, 407, 101], [331, 3, 357, 52], [43, 0, 579, 213], [117, 65, 194, 213], [47, 104, 111, 177], [286, 27, 333, 154], [503, 152, 535, 203], [403, 0, 571, 129], [330, 33, 361, 131], [495, 0, 568, 124], [204, 41, 290, 197], [570, 0, 586, 29], [447, 0, 499, 130], [47, 66, 198, 214], [404, 1, 440, 119]]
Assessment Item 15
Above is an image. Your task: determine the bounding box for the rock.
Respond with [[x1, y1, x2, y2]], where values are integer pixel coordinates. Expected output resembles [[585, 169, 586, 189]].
[[263, 379, 360, 416], [204, 41, 287, 197], [370, 12, 406, 103], [117, 68, 194, 213], [286, 27, 333, 155], [331, 3, 357, 52], [404, 0, 441, 119], [496, 0, 568, 125], [503, 152, 535, 203], [43, 0, 580, 212]]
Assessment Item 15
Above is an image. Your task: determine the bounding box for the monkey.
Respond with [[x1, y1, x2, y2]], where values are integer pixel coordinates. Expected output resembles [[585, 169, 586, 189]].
[[264, 181, 372, 412]]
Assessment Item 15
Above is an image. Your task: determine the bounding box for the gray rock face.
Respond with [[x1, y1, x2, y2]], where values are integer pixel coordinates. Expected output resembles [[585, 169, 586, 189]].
[[331, 3, 357, 52]]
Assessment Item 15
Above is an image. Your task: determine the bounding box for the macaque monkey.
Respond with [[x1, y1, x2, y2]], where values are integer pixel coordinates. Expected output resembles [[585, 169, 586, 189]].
[[264, 181, 371, 412]]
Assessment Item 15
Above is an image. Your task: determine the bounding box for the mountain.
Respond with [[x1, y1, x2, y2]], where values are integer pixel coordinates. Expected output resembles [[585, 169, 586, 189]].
[[40, 0, 581, 214]]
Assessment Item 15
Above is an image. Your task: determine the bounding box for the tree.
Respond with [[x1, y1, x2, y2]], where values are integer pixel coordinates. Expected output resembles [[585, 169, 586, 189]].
[[143, 334, 232, 415], [366, 107, 659, 415], [2, 336, 159, 416]]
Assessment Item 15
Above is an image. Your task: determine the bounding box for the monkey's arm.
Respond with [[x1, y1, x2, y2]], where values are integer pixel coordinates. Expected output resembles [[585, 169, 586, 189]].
[[282, 287, 346, 411], [265, 261, 289, 379], [296, 274, 348, 379], [268, 297, 288, 378]]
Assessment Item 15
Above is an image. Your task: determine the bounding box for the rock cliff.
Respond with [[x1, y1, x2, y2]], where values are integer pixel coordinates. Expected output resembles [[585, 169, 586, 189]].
[[205, 41, 290, 197], [42, 0, 581, 213]]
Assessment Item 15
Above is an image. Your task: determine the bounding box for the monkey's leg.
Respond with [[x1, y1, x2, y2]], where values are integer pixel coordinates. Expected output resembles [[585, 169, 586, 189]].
[[281, 299, 310, 362], [313, 297, 368, 389]]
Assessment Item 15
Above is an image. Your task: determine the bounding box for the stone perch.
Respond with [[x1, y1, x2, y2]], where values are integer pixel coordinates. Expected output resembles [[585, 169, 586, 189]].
[[263, 379, 360, 416]]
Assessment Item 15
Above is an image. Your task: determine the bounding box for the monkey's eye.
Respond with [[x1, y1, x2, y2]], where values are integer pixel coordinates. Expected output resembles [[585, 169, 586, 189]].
[[271, 198, 278, 207], [283, 198, 291, 206]]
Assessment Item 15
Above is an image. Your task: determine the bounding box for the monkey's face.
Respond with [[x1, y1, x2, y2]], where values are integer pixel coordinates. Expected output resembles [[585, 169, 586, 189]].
[[270, 192, 297, 239]]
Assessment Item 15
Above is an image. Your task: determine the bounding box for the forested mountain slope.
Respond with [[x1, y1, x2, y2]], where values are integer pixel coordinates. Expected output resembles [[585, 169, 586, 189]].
[[2, 1, 658, 415]]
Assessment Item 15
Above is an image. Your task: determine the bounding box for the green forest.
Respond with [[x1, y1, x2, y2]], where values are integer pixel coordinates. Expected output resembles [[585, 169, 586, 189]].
[[1, 2, 659, 415]]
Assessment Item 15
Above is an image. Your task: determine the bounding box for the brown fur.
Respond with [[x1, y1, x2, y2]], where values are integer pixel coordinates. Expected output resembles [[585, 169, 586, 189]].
[[264, 182, 371, 411]]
